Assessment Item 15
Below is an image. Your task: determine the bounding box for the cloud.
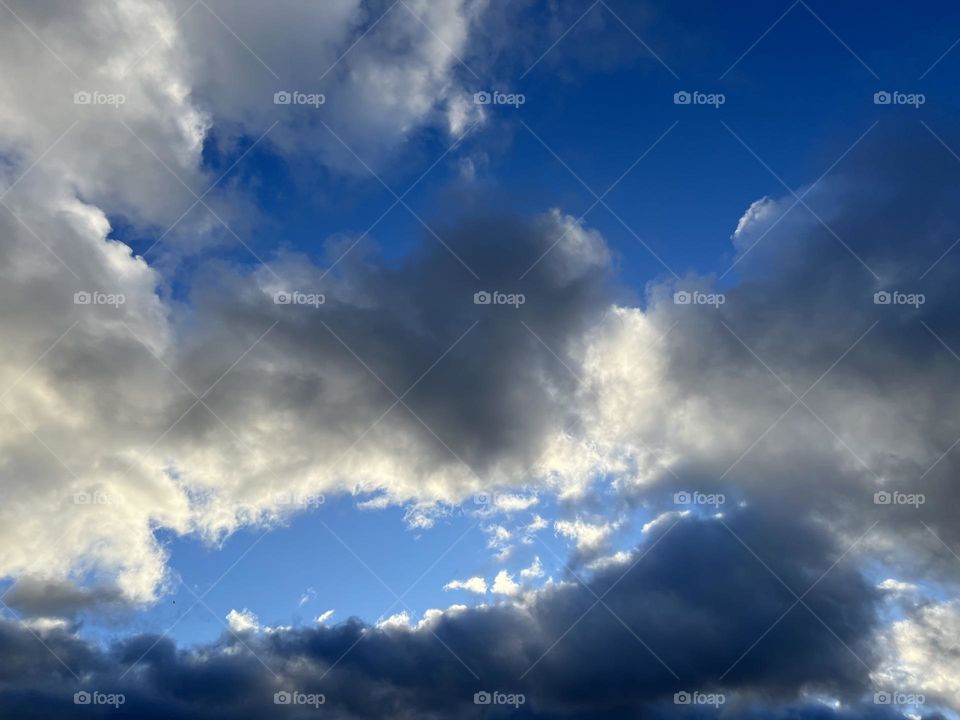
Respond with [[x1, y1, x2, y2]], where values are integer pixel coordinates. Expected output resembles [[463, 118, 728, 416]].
[[490, 570, 520, 596], [554, 517, 620, 556], [376, 611, 412, 631], [443, 577, 487, 595], [520, 556, 544, 579], [875, 599, 960, 709], [877, 579, 918, 595], [1, 578, 127, 619], [0, 510, 889, 718], [174, 0, 489, 174], [315, 609, 336, 624], [0, 180, 615, 603], [225, 608, 260, 633], [0, 0, 519, 609]]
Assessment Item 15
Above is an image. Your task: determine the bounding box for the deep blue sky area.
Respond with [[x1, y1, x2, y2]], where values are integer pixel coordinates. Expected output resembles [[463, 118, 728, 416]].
[[112, 0, 960, 304]]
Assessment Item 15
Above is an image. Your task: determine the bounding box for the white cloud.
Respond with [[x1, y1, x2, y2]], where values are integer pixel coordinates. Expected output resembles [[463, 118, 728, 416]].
[[485, 524, 511, 549], [376, 611, 412, 630], [586, 551, 631, 571], [417, 604, 468, 630], [875, 600, 960, 707], [554, 518, 620, 554], [315, 609, 336, 624], [22, 617, 72, 634], [443, 576, 487, 594], [491, 569, 519, 596], [0, 0, 507, 608], [526, 514, 548, 533], [878, 578, 918, 594], [226, 608, 260, 633], [493, 493, 539, 512], [520, 556, 544, 579]]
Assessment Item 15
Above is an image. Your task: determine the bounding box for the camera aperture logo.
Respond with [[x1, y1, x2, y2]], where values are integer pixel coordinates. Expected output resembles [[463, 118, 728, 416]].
[[274, 690, 325, 708], [674, 691, 725, 708], [873, 290, 924, 308], [271, 491, 325, 508], [674, 490, 725, 508], [74, 291, 125, 308], [74, 690, 125, 708], [74, 490, 121, 506], [874, 490, 925, 508], [674, 290, 725, 307], [73, 90, 125, 108], [274, 90, 325, 108], [874, 691, 925, 706], [474, 290, 525, 308], [474, 690, 525, 708], [673, 90, 725, 108], [274, 290, 325, 308], [873, 91, 925, 108], [474, 90, 525, 107]]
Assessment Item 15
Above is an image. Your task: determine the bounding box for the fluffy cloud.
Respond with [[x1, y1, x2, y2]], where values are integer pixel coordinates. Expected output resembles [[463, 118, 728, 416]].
[[0, 0, 619, 607], [875, 599, 960, 708], [520, 556, 544, 579], [0, 511, 894, 718], [490, 569, 520, 596], [443, 577, 488, 595], [2, 3, 960, 715]]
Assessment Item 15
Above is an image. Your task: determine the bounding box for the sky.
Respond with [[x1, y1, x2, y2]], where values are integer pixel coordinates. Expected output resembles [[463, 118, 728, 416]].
[[1, 0, 960, 718]]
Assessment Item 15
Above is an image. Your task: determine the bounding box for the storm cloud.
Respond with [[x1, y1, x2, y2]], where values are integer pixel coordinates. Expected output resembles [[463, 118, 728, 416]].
[[0, 510, 889, 718]]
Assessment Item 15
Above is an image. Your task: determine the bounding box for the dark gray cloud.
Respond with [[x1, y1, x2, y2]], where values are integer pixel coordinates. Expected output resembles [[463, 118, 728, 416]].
[[0, 510, 889, 719], [3, 578, 127, 619], [635, 122, 960, 580], [164, 208, 615, 490]]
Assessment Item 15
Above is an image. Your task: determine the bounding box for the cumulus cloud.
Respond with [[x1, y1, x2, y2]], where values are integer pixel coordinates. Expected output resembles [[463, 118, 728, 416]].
[[875, 599, 960, 708], [490, 569, 520, 596], [0, 511, 892, 718], [443, 577, 488, 595], [520, 556, 544, 579], [0, 0, 515, 609], [554, 517, 620, 556], [225, 608, 260, 633], [2, 2, 960, 715]]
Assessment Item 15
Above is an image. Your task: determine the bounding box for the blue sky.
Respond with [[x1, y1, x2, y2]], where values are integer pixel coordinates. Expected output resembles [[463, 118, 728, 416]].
[[2, 1, 960, 717]]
